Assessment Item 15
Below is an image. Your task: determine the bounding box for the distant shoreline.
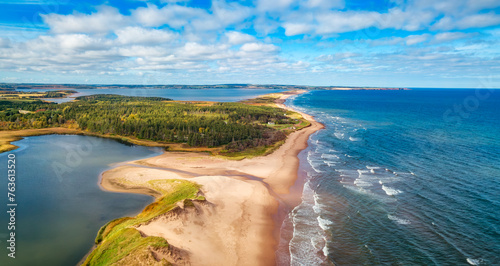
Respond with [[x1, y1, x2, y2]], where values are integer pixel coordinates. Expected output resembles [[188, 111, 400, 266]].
[[1, 83, 409, 91]]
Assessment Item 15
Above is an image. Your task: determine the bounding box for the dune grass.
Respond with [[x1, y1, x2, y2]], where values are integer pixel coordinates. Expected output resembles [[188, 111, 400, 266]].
[[83, 179, 202, 266]]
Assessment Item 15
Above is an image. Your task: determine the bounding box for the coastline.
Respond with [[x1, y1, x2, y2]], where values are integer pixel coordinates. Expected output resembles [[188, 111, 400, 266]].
[[97, 89, 324, 265]]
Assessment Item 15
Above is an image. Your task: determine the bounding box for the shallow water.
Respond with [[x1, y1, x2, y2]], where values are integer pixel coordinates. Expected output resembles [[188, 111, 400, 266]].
[[0, 135, 162, 265], [283, 89, 500, 265]]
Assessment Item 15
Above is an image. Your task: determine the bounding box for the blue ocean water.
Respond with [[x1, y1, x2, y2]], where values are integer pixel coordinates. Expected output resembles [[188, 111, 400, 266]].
[[285, 89, 500, 265]]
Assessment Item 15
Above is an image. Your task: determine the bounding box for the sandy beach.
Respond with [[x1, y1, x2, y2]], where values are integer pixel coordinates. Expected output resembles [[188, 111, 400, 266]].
[[100, 90, 324, 265]]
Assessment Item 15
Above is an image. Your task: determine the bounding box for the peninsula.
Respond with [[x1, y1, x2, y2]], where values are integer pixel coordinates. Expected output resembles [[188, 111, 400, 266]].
[[84, 90, 323, 265], [0, 89, 322, 265]]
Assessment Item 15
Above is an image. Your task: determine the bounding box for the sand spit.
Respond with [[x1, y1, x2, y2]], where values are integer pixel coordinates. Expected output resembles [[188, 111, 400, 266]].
[[99, 90, 324, 265]]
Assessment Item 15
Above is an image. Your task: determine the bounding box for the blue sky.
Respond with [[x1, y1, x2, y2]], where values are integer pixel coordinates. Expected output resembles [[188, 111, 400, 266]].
[[0, 0, 499, 88]]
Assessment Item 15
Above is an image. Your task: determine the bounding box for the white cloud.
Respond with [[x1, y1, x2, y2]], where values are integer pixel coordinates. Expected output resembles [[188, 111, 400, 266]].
[[315, 11, 381, 34], [280, 7, 436, 36], [405, 34, 430, 45], [30, 34, 110, 52], [283, 23, 313, 36], [466, 0, 500, 11], [1, 0, 499, 86], [132, 4, 205, 28], [274, 0, 499, 36], [115, 27, 175, 45], [132, 1, 252, 33], [316, 52, 361, 62], [42, 6, 127, 34], [211, 1, 253, 26], [433, 32, 475, 43], [455, 12, 500, 29], [0, 38, 11, 48], [225, 31, 255, 45], [433, 12, 500, 30], [240, 42, 279, 53]]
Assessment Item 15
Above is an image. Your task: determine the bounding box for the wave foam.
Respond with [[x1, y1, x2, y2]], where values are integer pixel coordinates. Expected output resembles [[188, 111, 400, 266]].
[[324, 160, 337, 167], [354, 179, 373, 187], [321, 153, 339, 160], [388, 215, 411, 225], [466, 258, 484, 265], [317, 216, 334, 230], [382, 185, 402, 196]]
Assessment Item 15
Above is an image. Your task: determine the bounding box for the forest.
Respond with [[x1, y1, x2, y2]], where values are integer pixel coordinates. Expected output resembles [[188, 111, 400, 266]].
[[0, 95, 301, 152]]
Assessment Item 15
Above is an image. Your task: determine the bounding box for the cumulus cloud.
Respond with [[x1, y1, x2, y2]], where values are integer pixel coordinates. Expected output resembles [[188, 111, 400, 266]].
[[405, 34, 430, 45], [132, 4, 202, 28], [42, 6, 127, 34], [273, 0, 500, 36], [433, 12, 500, 30], [225, 31, 255, 45], [240, 42, 279, 53], [115, 27, 175, 45], [433, 32, 476, 43], [132, 1, 251, 32], [1, 0, 499, 86], [283, 23, 313, 36]]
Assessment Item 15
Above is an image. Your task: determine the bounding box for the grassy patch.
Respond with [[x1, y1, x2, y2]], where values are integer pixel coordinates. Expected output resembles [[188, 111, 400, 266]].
[[218, 139, 286, 160], [85, 228, 170, 266], [241, 95, 280, 104], [83, 179, 201, 266]]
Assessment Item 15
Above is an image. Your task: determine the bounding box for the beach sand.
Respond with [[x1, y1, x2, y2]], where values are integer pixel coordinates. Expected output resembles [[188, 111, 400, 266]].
[[100, 90, 324, 265]]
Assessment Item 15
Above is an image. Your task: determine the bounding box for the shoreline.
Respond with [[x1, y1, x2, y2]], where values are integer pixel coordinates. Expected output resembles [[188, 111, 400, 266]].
[[98, 89, 324, 265]]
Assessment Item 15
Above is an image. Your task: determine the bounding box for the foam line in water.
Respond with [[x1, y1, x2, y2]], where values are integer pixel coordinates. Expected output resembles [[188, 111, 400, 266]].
[[354, 179, 373, 187], [321, 153, 340, 160], [388, 215, 411, 225], [466, 258, 484, 265], [382, 185, 403, 196], [317, 216, 334, 230], [323, 160, 337, 166]]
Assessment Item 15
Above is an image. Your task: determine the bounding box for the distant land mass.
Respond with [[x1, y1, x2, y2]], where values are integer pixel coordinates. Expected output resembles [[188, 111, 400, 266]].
[[0, 83, 409, 91]]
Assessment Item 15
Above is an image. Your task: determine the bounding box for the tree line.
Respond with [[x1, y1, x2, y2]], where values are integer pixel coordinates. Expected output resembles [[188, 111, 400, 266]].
[[0, 95, 292, 152]]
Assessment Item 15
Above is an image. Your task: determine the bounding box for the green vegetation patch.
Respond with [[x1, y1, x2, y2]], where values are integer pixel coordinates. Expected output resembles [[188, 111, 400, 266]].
[[0, 94, 291, 154], [84, 179, 200, 266], [241, 95, 280, 104], [85, 228, 170, 266], [0, 89, 76, 100]]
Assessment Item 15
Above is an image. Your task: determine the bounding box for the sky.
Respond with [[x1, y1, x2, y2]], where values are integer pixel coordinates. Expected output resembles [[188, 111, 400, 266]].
[[0, 0, 499, 88]]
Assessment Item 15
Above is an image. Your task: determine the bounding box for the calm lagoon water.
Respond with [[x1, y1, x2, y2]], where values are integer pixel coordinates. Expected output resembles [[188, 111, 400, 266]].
[[0, 135, 162, 266], [16, 88, 284, 103], [281, 89, 500, 265]]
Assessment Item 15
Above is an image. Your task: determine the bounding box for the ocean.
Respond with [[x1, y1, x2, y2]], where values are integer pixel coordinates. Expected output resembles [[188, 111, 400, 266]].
[[284, 89, 500, 265]]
